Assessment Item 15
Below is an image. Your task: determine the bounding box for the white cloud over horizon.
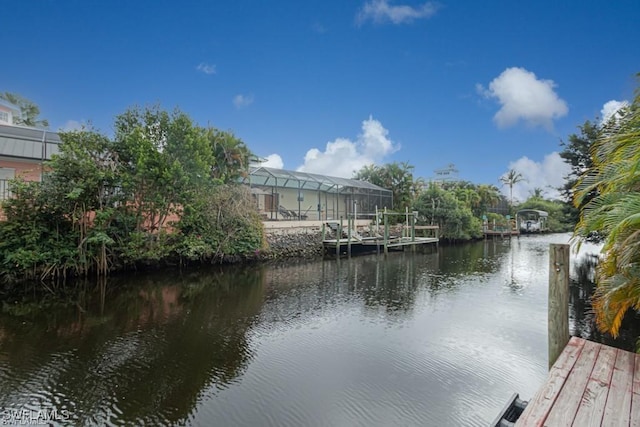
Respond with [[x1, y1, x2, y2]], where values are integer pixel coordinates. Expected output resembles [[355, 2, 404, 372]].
[[233, 94, 254, 109], [261, 154, 284, 169], [600, 99, 629, 124], [477, 67, 568, 130], [356, 0, 439, 25], [501, 152, 571, 203], [196, 63, 216, 75], [297, 116, 399, 177]]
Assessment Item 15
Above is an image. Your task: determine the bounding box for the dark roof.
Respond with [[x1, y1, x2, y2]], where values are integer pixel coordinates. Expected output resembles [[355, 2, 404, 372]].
[[0, 124, 60, 160]]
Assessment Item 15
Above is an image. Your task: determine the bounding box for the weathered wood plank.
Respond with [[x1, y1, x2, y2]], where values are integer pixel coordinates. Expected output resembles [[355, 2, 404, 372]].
[[548, 244, 570, 369], [544, 339, 600, 426], [571, 345, 617, 427], [602, 349, 635, 426], [631, 353, 640, 427], [516, 337, 585, 427]]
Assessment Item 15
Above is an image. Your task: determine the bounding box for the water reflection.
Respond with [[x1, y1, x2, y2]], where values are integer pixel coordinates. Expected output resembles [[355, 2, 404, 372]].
[[0, 234, 634, 426], [569, 254, 640, 351], [0, 269, 265, 425]]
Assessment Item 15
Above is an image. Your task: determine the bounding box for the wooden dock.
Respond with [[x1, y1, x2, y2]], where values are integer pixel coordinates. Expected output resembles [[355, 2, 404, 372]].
[[322, 236, 439, 250], [322, 211, 439, 256], [515, 336, 640, 426]]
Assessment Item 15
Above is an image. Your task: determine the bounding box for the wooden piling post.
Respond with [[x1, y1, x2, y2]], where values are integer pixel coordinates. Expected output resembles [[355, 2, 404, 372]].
[[375, 206, 380, 255], [411, 210, 416, 253], [384, 208, 389, 255], [347, 217, 352, 257], [337, 217, 343, 257], [548, 243, 570, 369]]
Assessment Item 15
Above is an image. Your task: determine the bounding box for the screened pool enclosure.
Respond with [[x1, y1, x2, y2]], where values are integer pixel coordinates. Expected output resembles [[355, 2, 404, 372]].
[[242, 166, 393, 221]]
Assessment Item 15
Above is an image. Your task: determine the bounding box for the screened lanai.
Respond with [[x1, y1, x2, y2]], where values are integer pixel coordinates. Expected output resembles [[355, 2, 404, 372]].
[[242, 166, 393, 221]]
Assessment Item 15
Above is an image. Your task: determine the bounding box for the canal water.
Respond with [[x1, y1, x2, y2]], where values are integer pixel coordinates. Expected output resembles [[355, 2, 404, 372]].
[[0, 233, 623, 426]]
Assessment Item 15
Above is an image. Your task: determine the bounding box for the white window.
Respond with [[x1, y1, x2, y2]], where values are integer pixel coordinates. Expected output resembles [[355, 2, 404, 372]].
[[0, 168, 15, 200], [0, 111, 9, 123]]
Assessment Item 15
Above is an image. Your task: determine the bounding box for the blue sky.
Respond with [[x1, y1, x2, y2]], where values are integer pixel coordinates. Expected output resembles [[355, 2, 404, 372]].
[[5, 0, 639, 201]]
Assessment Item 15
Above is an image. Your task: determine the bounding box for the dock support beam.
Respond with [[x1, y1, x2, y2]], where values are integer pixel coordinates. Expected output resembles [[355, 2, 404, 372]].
[[383, 208, 389, 255], [336, 217, 343, 257], [347, 217, 352, 257], [548, 243, 570, 369]]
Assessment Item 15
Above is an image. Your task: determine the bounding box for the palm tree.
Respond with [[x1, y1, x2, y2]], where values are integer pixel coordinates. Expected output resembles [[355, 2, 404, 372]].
[[573, 85, 639, 337], [529, 187, 545, 200], [207, 129, 252, 183], [499, 169, 525, 211]]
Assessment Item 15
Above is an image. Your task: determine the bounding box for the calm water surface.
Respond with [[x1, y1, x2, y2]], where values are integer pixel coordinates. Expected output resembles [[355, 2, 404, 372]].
[[0, 233, 618, 426]]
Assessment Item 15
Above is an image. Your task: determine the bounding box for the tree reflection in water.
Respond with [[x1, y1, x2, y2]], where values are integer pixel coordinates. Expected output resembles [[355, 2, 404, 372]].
[[0, 268, 266, 425], [569, 254, 640, 351]]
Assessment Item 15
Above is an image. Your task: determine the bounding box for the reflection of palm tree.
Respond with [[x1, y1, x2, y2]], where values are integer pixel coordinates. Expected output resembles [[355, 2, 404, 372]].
[[573, 95, 640, 337], [499, 169, 525, 212]]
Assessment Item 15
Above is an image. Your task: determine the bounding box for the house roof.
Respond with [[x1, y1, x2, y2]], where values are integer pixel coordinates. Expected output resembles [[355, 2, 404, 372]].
[[246, 166, 392, 194], [516, 209, 549, 217], [0, 124, 60, 160]]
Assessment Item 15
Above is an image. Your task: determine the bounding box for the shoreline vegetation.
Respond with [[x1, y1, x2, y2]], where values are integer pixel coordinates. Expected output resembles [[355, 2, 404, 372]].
[[2, 74, 640, 349], [0, 105, 577, 288]]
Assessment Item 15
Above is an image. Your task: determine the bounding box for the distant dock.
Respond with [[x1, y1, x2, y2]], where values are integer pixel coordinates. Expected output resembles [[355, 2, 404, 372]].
[[322, 209, 439, 256]]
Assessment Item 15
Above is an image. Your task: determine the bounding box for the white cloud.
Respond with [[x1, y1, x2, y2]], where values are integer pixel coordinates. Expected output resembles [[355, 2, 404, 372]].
[[297, 116, 399, 177], [477, 67, 568, 130], [59, 120, 83, 131], [501, 152, 571, 202], [600, 99, 629, 124], [262, 154, 284, 169], [233, 94, 254, 109], [196, 63, 216, 75], [356, 0, 439, 25]]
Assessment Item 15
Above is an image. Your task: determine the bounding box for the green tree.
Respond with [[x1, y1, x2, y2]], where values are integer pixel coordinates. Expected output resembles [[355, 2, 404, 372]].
[[0, 105, 265, 284], [559, 120, 601, 225], [499, 169, 525, 211], [113, 106, 213, 233], [573, 81, 640, 337], [529, 187, 545, 200], [207, 129, 252, 183], [476, 184, 501, 216], [0, 92, 49, 128], [414, 183, 482, 241], [354, 162, 416, 211]]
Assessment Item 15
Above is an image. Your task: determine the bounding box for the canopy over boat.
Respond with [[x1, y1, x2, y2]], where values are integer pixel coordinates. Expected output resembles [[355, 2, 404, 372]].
[[516, 209, 549, 218]]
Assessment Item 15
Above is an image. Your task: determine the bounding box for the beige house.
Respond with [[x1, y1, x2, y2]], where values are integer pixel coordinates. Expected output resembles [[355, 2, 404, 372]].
[[243, 166, 393, 221]]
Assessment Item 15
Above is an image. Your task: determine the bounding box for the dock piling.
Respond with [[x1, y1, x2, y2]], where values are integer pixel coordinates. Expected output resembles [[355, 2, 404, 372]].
[[548, 243, 570, 369]]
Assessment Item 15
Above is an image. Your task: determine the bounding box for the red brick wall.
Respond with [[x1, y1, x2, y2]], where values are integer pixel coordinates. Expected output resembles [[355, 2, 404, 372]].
[[0, 159, 43, 181]]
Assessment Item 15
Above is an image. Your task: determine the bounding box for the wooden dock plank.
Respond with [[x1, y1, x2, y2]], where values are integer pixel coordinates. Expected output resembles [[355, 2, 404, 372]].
[[633, 352, 640, 395], [571, 345, 617, 427], [602, 349, 635, 426], [516, 337, 586, 426], [631, 354, 640, 427], [544, 339, 600, 426]]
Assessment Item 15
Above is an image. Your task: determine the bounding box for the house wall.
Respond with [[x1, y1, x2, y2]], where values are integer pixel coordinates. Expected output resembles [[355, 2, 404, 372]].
[[254, 186, 350, 220], [0, 158, 42, 182], [0, 106, 15, 126]]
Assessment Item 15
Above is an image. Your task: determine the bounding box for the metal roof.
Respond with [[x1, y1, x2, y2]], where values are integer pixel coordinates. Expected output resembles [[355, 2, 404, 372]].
[[516, 209, 549, 217], [247, 166, 391, 193], [0, 124, 60, 160]]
